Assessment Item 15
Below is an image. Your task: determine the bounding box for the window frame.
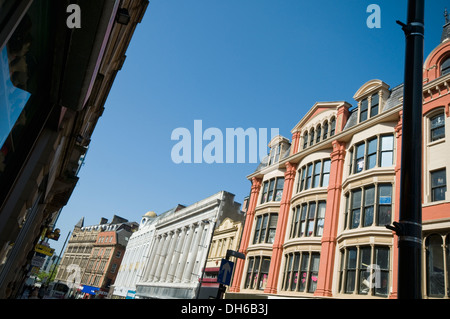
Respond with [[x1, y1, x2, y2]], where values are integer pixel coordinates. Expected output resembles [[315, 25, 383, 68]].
[[290, 201, 326, 239], [339, 245, 390, 297], [260, 177, 285, 204], [431, 168, 447, 202], [244, 256, 271, 290], [252, 213, 278, 244], [430, 112, 446, 142], [281, 251, 320, 294], [345, 184, 393, 230], [349, 134, 395, 176]]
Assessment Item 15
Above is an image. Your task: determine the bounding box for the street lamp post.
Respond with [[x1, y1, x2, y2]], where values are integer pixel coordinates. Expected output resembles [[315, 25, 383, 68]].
[[387, 0, 425, 299]]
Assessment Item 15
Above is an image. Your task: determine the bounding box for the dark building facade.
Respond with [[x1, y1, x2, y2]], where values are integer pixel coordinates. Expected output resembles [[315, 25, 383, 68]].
[[0, 0, 148, 298]]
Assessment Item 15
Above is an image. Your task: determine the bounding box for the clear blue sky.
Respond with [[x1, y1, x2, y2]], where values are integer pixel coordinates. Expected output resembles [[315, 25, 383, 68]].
[[52, 0, 449, 254]]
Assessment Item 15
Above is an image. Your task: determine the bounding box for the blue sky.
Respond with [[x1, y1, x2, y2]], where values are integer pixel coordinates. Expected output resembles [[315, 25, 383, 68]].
[[52, 0, 449, 253]]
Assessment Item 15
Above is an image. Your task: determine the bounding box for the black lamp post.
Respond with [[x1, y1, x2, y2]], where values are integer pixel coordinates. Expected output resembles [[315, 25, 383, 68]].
[[387, 0, 425, 299]]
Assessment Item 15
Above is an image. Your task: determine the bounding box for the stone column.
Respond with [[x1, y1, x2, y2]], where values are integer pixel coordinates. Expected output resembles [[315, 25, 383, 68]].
[[174, 225, 195, 283], [230, 177, 262, 292], [192, 221, 211, 281], [314, 140, 346, 297], [291, 131, 301, 156], [264, 162, 297, 294], [182, 223, 203, 283], [159, 231, 177, 282], [144, 235, 163, 282], [166, 228, 185, 283], [153, 233, 170, 282]]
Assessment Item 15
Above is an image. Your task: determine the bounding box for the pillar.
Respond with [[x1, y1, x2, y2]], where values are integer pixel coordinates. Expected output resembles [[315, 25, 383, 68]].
[[182, 223, 203, 283], [174, 225, 194, 283], [166, 228, 186, 283], [291, 131, 301, 156], [160, 231, 177, 282], [145, 235, 163, 282], [314, 140, 346, 297], [264, 162, 297, 294], [229, 177, 262, 292], [154, 233, 170, 281]]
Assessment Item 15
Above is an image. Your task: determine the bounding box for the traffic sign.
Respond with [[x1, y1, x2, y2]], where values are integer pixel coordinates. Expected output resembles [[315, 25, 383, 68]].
[[217, 259, 234, 286]]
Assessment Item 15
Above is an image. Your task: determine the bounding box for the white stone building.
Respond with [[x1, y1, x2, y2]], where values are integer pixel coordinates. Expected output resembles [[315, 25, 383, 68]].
[[135, 191, 243, 299], [110, 206, 184, 299]]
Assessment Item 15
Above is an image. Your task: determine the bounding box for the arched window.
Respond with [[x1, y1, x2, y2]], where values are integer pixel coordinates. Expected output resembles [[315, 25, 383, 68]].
[[330, 118, 336, 137], [441, 57, 450, 76], [303, 132, 308, 149], [316, 125, 321, 144], [426, 234, 445, 297], [309, 129, 315, 147], [323, 121, 328, 140], [430, 112, 445, 142]]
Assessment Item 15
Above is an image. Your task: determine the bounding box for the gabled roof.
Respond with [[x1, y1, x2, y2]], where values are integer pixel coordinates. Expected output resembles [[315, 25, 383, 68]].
[[291, 101, 351, 133]]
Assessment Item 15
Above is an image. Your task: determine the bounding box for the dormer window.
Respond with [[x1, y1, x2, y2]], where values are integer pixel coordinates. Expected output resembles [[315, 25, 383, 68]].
[[370, 94, 379, 117], [360, 99, 369, 122], [359, 93, 380, 123]]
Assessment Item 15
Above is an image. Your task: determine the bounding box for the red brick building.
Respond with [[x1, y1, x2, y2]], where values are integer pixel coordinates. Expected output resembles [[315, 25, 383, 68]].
[[228, 17, 450, 299]]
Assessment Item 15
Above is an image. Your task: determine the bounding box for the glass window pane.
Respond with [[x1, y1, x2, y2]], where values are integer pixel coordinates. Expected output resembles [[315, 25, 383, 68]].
[[381, 135, 394, 151], [377, 206, 392, 226], [253, 216, 262, 244], [315, 202, 326, 237], [352, 189, 362, 208], [431, 169, 447, 202], [359, 247, 372, 295], [308, 254, 320, 293], [260, 215, 268, 243], [323, 122, 328, 139], [275, 178, 284, 202], [305, 164, 313, 189], [260, 182, 268, 204], [313, 161, 322, 188], [291, 254, 300, 291], [368, 138, 377, 154], [267, 180, 275, 201], [364, 186, 375, 206], [432, 126, 446, 141], [284, 254, 293, 290], [431, 170, 446, 187], [307, 202, 316, 236], [316, 126, 321, 143], [345, 248, 357, 293], [426, 235, 445, 297], [251, 257, 261, 289], [303, 132, 308, 149], [431, 113, 445, 129], [380, 152, 393, 167], [245, 258, 254, 288], [299, 253, 309, 292], [259, 258, 271, 290], [441, 58, 450, 75]]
